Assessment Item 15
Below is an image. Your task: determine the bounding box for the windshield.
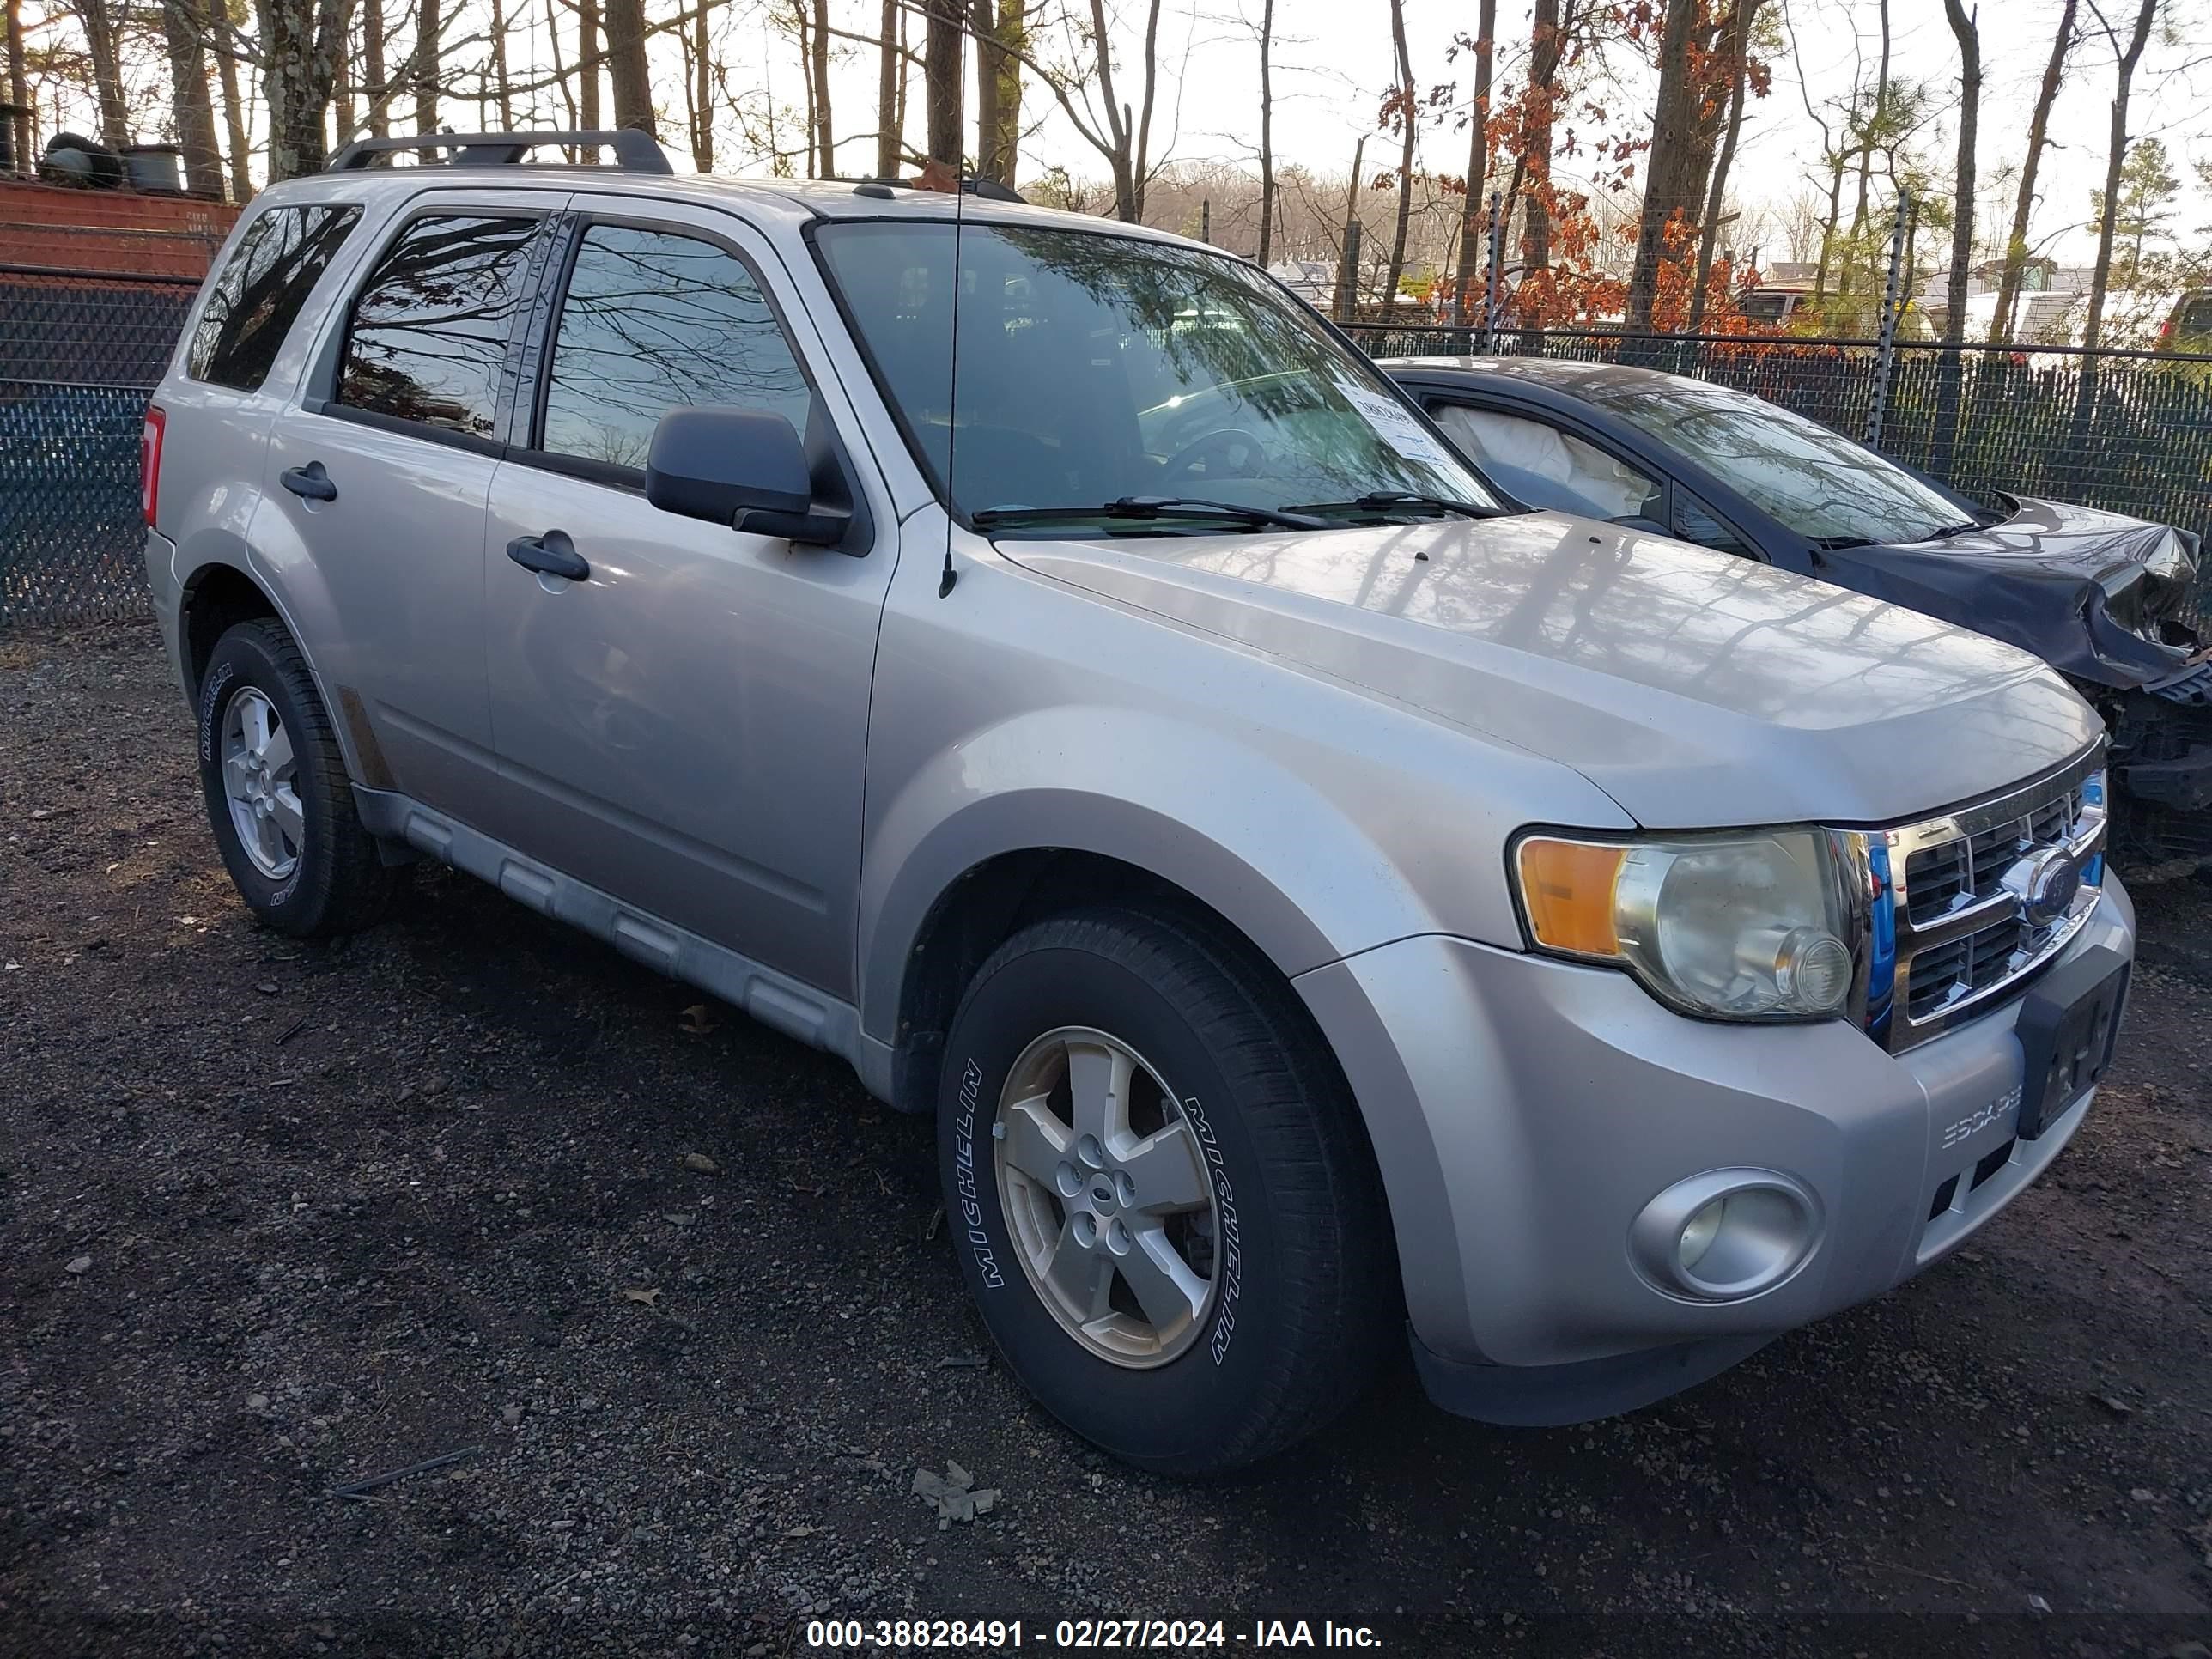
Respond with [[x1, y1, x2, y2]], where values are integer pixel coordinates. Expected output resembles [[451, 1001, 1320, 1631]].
[[1575, 377, 1977, 546], [813, 221, 1503, 532]]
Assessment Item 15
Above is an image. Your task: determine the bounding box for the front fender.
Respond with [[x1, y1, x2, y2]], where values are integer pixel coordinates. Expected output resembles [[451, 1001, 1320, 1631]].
[[857, 705, 1420, 1045]]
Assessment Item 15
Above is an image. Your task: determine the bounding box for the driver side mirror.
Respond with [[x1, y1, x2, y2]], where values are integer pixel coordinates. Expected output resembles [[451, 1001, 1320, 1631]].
[[646, 405, 850, 545]]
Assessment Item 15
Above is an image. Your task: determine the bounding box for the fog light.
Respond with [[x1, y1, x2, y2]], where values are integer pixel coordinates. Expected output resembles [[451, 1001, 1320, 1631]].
[[1679, 1197, 1724, 1272], [1632, 1170, 1820, 1302]]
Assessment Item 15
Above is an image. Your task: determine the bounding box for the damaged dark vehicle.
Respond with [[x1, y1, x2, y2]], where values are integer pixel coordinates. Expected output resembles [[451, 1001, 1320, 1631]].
[[1384, 356, 2212, 867]]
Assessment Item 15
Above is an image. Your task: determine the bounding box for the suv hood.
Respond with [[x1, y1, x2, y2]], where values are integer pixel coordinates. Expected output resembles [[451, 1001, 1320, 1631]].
[[997, 513, 2103, 830], [1816, 495, 2201, 689]]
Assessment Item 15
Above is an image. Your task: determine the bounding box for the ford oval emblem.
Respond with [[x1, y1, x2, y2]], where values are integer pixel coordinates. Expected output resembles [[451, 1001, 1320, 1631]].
[[2021, 848, 2082, 927]]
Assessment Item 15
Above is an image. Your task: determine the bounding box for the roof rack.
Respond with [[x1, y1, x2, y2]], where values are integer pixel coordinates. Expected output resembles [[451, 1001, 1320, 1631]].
[[325, 130, 675, 175]]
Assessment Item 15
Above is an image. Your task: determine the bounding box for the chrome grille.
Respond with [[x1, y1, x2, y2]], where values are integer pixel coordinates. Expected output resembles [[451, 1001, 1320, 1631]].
[[1882, 749, 2106, 1051]]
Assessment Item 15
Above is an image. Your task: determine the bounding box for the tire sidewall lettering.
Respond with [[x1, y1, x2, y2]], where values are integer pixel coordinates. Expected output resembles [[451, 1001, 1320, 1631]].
[[951, 1055, 1006, 1290]]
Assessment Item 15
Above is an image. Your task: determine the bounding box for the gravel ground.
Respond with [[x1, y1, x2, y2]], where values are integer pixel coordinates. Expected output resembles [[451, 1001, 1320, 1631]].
[[3, 623, 2209, 1659]]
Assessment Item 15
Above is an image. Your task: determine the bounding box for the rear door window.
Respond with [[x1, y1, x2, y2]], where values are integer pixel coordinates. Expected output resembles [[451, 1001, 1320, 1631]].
[[535, 223, 813, 470], [187, 204, 361, 391], [336, 215, 543, 438]]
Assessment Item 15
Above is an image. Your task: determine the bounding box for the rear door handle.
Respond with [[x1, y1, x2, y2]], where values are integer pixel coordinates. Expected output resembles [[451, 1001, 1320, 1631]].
[[506, 529, 590, 582], [280, 461, 337, 501]]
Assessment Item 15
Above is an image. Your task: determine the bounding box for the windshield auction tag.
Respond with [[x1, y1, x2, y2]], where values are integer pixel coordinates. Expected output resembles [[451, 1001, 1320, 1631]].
[[1333, 378, 1455, 468]]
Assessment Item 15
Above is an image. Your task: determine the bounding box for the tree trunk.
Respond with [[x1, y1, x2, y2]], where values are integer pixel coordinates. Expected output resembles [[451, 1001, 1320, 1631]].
[[579, 0, 603, 157], [1340, 131, 1367, 313], [215, 0, 252, 197], [362, 0, 386, 136], [1626, 0, 1701, 330], [415, 0, 442, 155], [876, 0, 899, 174], [1940, 0, 1978, 343], [488, 0, 514, 130], [603, 0, 655, 137], [690, 0, 713, 168], [1129, 0, 1160, 219], [1382, 0, 1416, 303], [258, 0, 346, 179], [972, 0, 999, 179], [2081, 0, 2157, 354], [1522, 0, 1560, 274], [923, 0, 962, 169], [1081, 0, 1132, 216], [993, 0, 1023, 186], [1255, 0, 1275, 264], [1811, 153, 1843, 301], [73, 0, 131, 151], [1687, 0, 1759, 330], [1450, 0, 1495, 325], [164, 0, 226, 194], [5, 0, 29, 179], [812, 0, 833, 173], [1840, 0, 1890, 298], [333, 5, 355, 146], [1990, 0, 2074, 343]]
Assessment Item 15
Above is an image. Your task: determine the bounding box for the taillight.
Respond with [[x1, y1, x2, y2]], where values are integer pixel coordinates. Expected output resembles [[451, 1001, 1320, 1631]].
[[142, 405, 166, 528]]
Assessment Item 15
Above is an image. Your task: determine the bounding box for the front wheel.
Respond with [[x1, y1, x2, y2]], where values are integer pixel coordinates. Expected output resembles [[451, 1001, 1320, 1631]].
[[937, 906, 1395, 1474]]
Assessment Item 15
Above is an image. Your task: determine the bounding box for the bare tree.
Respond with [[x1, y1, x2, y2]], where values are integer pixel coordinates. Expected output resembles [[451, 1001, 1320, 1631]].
[[1939, 0, 1977, 343], [488, 0, 515, 130], [1841, 0, 1892, 289], [923, 0, 961, 167], [1688, 0, 1761, 329], [603, 0, 654, 135], [2081, 0, 2159, 353], [259, 0, 350, 178], [1247, 0, 1273, 262], [1990, 0, 2075, 342], [164, 0, 227, 193], [877, 0, 901, 173], [972, 0, 1023, 184], [5, 0, 28, 173], [685, 0, 713, 168], [1378, 0, 1417, 301], [416, 0, 443, 154], [1450, 0, 1496, 325], [362, 0, 387, 136], [811, 0, 833, 171], [216, 0, 253, 197], [70, 0, 131, 150]]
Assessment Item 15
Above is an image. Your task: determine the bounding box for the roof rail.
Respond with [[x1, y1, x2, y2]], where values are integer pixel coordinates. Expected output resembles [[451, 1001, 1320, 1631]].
[[325, 131, 675, 175]]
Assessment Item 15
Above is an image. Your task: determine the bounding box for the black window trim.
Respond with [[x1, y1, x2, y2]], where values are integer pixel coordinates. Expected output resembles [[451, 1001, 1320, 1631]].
[[185, 199, 364, 395], [304, 201, 562, 460], [507, 207, 874, 556]]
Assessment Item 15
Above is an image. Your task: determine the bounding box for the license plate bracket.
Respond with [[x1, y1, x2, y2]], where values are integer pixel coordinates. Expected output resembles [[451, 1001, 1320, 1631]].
[[2014, 945, 2130, 1139]]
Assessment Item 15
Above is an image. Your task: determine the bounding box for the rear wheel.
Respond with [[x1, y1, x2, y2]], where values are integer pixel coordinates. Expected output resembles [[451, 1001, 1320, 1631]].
[[195, 618, 394, 938], [937, 905, 1395, 1474]]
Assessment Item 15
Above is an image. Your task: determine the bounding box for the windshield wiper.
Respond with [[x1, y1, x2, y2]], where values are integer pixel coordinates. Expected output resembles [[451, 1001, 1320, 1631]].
[[1927, 520, 1987, 538], [973, 495, 1328, 532], [1287, 491, 1503, 520], [1808, 534, 1876, 551]]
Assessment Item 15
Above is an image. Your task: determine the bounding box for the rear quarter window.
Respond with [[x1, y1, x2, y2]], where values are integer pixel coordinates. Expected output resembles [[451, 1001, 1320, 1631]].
[[187, 204, 361, 392]]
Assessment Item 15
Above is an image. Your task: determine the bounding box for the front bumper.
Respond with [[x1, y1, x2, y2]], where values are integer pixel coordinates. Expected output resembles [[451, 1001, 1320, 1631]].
[[1294, 877, 2135, 1420]]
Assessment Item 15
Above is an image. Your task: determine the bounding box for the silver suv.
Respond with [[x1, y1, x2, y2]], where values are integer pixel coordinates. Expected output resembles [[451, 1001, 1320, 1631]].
[[143, 132, 2135, 1474]]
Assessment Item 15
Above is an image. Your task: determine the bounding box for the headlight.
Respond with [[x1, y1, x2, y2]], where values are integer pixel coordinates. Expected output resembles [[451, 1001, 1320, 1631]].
[[2142, 528, 2196, 584], [1514, 829, 1867, 1020]]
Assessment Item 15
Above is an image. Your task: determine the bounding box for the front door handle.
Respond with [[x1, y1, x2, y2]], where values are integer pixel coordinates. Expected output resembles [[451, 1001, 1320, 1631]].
[[280, 460, 337, 501], [506, 529, 590, 582]]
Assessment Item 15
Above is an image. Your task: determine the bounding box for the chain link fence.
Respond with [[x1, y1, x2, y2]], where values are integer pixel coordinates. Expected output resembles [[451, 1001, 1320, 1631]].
[[2, 267, 198, 629], [6, 268, 2212, 629], [1344, 323, 2212, 553]]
